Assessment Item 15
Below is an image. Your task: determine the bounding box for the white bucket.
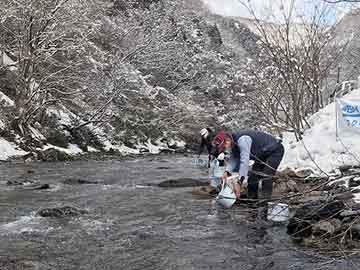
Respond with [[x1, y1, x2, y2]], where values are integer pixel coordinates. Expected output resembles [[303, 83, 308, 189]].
[[267, 202, 289, 222], [216, 183, 236, 208]]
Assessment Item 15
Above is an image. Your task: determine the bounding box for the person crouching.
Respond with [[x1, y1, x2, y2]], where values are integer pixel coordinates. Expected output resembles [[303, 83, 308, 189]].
[[212, 129, 284, 200]]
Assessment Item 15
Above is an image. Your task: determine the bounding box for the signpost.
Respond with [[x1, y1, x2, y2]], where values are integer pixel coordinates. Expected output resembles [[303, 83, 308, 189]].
[[336, 98, 360, 136]]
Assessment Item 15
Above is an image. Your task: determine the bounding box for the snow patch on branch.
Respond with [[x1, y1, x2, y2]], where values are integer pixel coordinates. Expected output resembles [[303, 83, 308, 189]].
[[0, 91, 14, 107]]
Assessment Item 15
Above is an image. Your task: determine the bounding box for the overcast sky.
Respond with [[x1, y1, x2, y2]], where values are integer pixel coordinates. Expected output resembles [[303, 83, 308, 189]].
[[202, 0, 358, 24]]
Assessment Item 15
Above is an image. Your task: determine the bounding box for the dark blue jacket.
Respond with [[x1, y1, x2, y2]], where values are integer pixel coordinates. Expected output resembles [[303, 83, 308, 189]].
[[226, 129, 280, 179]]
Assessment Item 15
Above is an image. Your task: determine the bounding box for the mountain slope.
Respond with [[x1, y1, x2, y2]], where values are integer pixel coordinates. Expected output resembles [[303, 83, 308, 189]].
[[0, 0, 258, 159]]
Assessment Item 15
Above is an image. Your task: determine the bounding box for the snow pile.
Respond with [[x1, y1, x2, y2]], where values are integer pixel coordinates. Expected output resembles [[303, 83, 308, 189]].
[[282, 88, 360, 174], [0, 138, 28, 161]]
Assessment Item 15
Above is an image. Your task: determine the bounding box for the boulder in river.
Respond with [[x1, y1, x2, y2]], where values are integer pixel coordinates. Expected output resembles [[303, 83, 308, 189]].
[[24, 183, 51, 190], [350, 223, 360, 241], [6, 179, 36, 186], [37, 206, 87, 218], [157, 178, 209, 188], [63, 178, 100, 185]]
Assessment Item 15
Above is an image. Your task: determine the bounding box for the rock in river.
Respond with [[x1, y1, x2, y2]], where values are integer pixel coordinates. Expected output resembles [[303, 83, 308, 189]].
[[157, 178, 209, 188], [63, 178, 100, 185], [37, 206, 87, 218]]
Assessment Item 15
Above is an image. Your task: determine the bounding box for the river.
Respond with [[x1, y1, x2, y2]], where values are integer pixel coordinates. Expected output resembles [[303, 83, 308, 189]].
[[0, 155, 358, 269]]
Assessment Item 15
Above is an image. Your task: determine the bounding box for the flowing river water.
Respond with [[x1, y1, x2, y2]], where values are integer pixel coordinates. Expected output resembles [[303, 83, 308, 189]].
[[0, 155, 358, 270]]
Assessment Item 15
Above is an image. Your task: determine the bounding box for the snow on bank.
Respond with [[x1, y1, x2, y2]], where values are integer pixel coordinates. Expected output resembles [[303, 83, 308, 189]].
[[43, 143, 83, 155], [0, 138, 28, 161], [0, 91, 14, 107], [281, 89, 360, 174], [1, 51, 17, 71]]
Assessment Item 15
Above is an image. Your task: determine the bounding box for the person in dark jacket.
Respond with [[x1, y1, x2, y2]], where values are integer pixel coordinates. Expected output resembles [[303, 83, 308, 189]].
[[212, 129, 284, 200], [197, 128, 214, 167]]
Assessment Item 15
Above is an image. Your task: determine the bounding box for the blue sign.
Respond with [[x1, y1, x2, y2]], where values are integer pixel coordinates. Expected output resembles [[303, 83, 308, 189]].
[[342, 104, 360, 117], [337, 99, 360, 131]]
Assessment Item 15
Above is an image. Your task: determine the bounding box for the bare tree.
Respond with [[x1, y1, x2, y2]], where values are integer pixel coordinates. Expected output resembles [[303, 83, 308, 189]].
[[237, 0, 350, 140], [0, 0, 109, 135]]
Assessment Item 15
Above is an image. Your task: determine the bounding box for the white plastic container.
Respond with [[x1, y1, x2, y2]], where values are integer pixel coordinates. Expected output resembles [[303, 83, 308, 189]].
[[216, 182, 236, 208], [267, 202, 289, 222], [212, 160, 225, 178], [209, 160, 224, 187], [194, 158, 207, 168]]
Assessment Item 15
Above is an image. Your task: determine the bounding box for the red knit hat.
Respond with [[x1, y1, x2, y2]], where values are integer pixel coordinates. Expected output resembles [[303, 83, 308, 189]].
[[212, 131, 226, 153]]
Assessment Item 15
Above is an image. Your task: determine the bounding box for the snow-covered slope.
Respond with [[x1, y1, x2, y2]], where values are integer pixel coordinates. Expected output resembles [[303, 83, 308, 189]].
[[282, 89, 360, 174]]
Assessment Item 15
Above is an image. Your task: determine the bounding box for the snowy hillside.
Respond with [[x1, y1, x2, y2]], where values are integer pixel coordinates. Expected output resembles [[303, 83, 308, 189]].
[[282, 89, 360, 174], [0, 0, 257, 161]]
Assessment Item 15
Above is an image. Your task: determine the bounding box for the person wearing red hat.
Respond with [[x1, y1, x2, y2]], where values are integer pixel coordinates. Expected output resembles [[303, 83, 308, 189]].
[[212, 129, 284, 200]]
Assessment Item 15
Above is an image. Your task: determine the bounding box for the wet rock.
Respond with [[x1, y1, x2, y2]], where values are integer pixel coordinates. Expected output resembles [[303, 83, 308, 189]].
[[276, 168, 297, 178], [328, 180, 346, 189], [339, 165, 353, 172], [37, 206, 87, 218], [158, 178, 209, 188], [312, 219, 342, 236], [308, 191, 324, 197], [63, 178, 100, 185], [6, 179, 35, 186], [274, 179, 299, 194], [295, 169, 313, 178], [274, 182, 287, 193], [287, 200, 345, 238], [287, 180, 299, 192], [156, 166, 171, 170], [287, 219, 313, 238], [30, 184, 50, 190], [192, 185, 217, 198], [7, 180, 50, 190], [349, 177, 360, 188], [333, 191, 354, 201], [340, 209, 360, 218], [322, 180, 348, 193], [277, 168, 313, 179], [299, 200, 344, 220], [298, 191, 326, 203]]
